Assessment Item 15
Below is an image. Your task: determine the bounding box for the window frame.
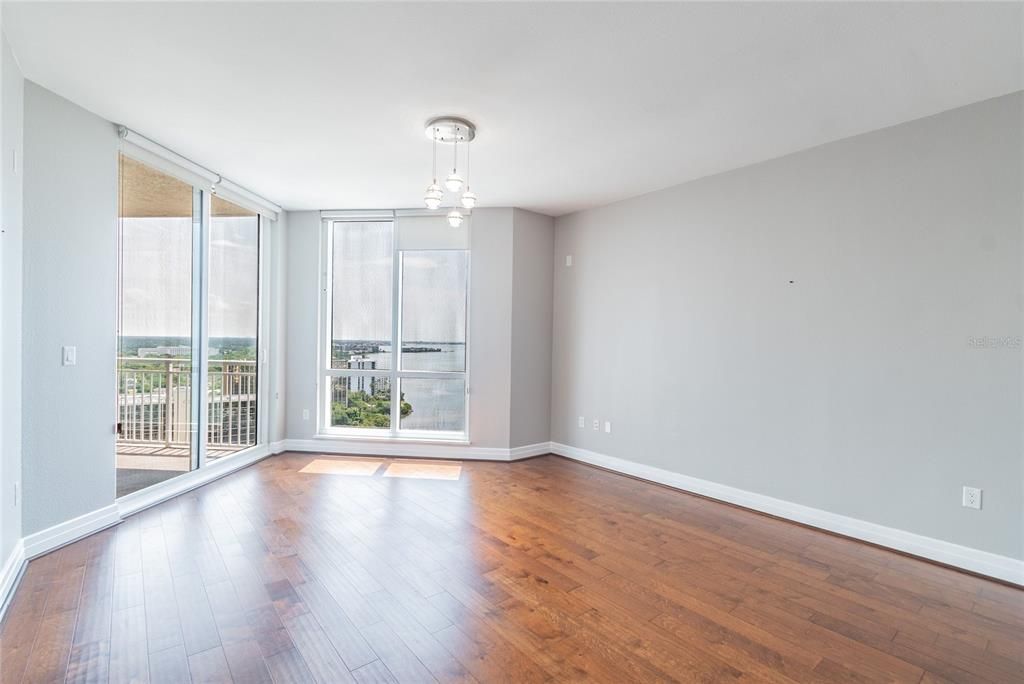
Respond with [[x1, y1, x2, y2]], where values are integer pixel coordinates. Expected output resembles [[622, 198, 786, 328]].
[[317, 214, 471, 442]]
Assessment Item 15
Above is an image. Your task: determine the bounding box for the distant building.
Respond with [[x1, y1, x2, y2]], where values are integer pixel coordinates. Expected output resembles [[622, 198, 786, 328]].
[[346, 356, 379, 394], [331, 356, 389, 403], [138, 344, 220, 360], [138, 345, 220, 358]]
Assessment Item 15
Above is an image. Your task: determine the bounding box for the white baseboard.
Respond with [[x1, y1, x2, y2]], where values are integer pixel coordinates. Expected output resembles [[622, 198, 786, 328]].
[[117, 444, 272, 518], [508, 442, 554, 460], [22, 504, 121, 560], [0, 539, 26, 622], [270, 439, 288, 455], [549, 442, 1024, 586], [281, 438, 551, 462]]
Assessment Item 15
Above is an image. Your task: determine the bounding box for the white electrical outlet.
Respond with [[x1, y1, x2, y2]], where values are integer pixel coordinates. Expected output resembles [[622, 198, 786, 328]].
[[302, 408, 310, 421], [565, 255, 573, 267], [592, 419, 599, 431], [577, 416, 585, 428], [962, 486, 982, 510], [604, 421, 612, 434]]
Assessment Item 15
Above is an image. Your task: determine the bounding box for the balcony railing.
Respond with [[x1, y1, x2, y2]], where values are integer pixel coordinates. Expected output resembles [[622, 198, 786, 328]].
[[117, 357, 257, 449]]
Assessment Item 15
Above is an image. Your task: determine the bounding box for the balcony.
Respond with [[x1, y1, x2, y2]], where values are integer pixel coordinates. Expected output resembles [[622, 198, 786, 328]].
[[116, 357, 257, 496]]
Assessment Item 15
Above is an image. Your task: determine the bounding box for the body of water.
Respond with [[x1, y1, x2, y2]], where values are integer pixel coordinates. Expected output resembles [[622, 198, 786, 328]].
[[363, 343, 466, 432]]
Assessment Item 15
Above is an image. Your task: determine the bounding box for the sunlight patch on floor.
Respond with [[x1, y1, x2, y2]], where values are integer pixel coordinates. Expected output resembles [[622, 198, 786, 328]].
[[383, 462, 462, 481], [300, 458, 384, 476]]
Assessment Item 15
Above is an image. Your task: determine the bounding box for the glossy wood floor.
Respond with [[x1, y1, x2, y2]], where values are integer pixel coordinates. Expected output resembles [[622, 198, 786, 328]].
[[1, 453, 1021, 683]]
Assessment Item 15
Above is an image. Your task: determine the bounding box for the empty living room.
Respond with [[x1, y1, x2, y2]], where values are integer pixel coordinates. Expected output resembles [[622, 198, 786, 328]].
[[0, 1, 1021, 682]]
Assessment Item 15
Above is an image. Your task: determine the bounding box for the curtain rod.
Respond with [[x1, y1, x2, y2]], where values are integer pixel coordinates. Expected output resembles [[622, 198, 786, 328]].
[[117, 125, 283, 217]]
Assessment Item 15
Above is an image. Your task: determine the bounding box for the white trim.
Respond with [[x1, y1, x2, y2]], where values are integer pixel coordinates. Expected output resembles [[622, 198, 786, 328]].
[[281, 438, 550, 462], [22, 505, 121, 560], [548, 442, 1024, 586], [320, 209, 394, 221], [508, 442, 553, 460], [0, 540, 26, 622], [117, 444, 272, 518], [318, 209, 476, 220], [213, 177, 281, 220]]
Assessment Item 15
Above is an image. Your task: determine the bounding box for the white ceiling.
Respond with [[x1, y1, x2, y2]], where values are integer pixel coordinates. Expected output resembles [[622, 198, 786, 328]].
[[5, 2, 1022, 216]]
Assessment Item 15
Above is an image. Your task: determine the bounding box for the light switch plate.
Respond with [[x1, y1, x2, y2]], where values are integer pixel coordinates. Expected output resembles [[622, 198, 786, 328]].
[[62, 346, 77, 366]]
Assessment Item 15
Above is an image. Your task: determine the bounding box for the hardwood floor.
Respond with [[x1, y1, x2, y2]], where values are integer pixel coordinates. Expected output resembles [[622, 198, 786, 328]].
[[1, 452, 1021, 683]]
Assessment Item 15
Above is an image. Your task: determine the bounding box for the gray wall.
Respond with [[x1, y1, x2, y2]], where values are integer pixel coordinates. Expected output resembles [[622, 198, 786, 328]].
[[466, 208, 514, 448], [22, 82, 118, 534], [285, 208, 550, 450], [283, 210, 320, 442], [552, 93, 1023, 560], [1, 28, 25, 561], [267, 212, 288, 444], [510, 209, 554, 447]]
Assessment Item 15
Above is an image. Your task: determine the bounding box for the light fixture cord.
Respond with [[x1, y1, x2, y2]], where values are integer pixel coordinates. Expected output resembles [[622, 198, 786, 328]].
[[453, 126, 459, 174], [465, 137, 471, 190], [432, 128, 438, 183]]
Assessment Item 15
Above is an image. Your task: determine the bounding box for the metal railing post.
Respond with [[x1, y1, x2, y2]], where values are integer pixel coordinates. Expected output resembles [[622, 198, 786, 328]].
[[165, 362, 174, 446]]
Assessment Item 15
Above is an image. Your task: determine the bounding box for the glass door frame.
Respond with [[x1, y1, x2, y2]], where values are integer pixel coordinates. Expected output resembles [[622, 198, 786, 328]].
[[204, 201, 267, 465], [198, 202, 268, 468], [190, 186, 209, 470]]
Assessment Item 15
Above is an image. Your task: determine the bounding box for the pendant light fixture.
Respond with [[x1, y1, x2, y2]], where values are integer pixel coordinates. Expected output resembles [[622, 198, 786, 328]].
[[423, 116, 478, 225]]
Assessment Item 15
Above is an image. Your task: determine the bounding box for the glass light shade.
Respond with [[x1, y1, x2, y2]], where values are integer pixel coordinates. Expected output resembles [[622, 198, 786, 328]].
[[444, 173, 464, 193], [424, 183, 443, 210], [447, 208, 464, 228], [460, 190, 477, 209]]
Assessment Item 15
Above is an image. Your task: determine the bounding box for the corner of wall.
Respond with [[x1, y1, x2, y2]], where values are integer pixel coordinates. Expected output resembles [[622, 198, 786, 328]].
[[509, 208, 555, 448]]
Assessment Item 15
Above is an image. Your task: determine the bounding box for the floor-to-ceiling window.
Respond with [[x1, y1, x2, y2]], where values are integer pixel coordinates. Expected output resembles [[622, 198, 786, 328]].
[[116, 153, 263, 497], [321, 213, 469, 440]]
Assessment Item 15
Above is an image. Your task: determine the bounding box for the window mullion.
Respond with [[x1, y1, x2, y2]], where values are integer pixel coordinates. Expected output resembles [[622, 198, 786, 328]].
[[390, 249, 402, 435]]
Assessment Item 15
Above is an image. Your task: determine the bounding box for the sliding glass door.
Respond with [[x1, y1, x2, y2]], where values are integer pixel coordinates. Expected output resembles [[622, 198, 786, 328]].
[[207, 197, 260, 459], [116, 154, 262, 497], [116, 155, 199, 496]]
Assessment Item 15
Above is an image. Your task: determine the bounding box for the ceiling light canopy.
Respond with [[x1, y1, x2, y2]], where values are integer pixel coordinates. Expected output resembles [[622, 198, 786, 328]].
[[424, 116, 477, 224]]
